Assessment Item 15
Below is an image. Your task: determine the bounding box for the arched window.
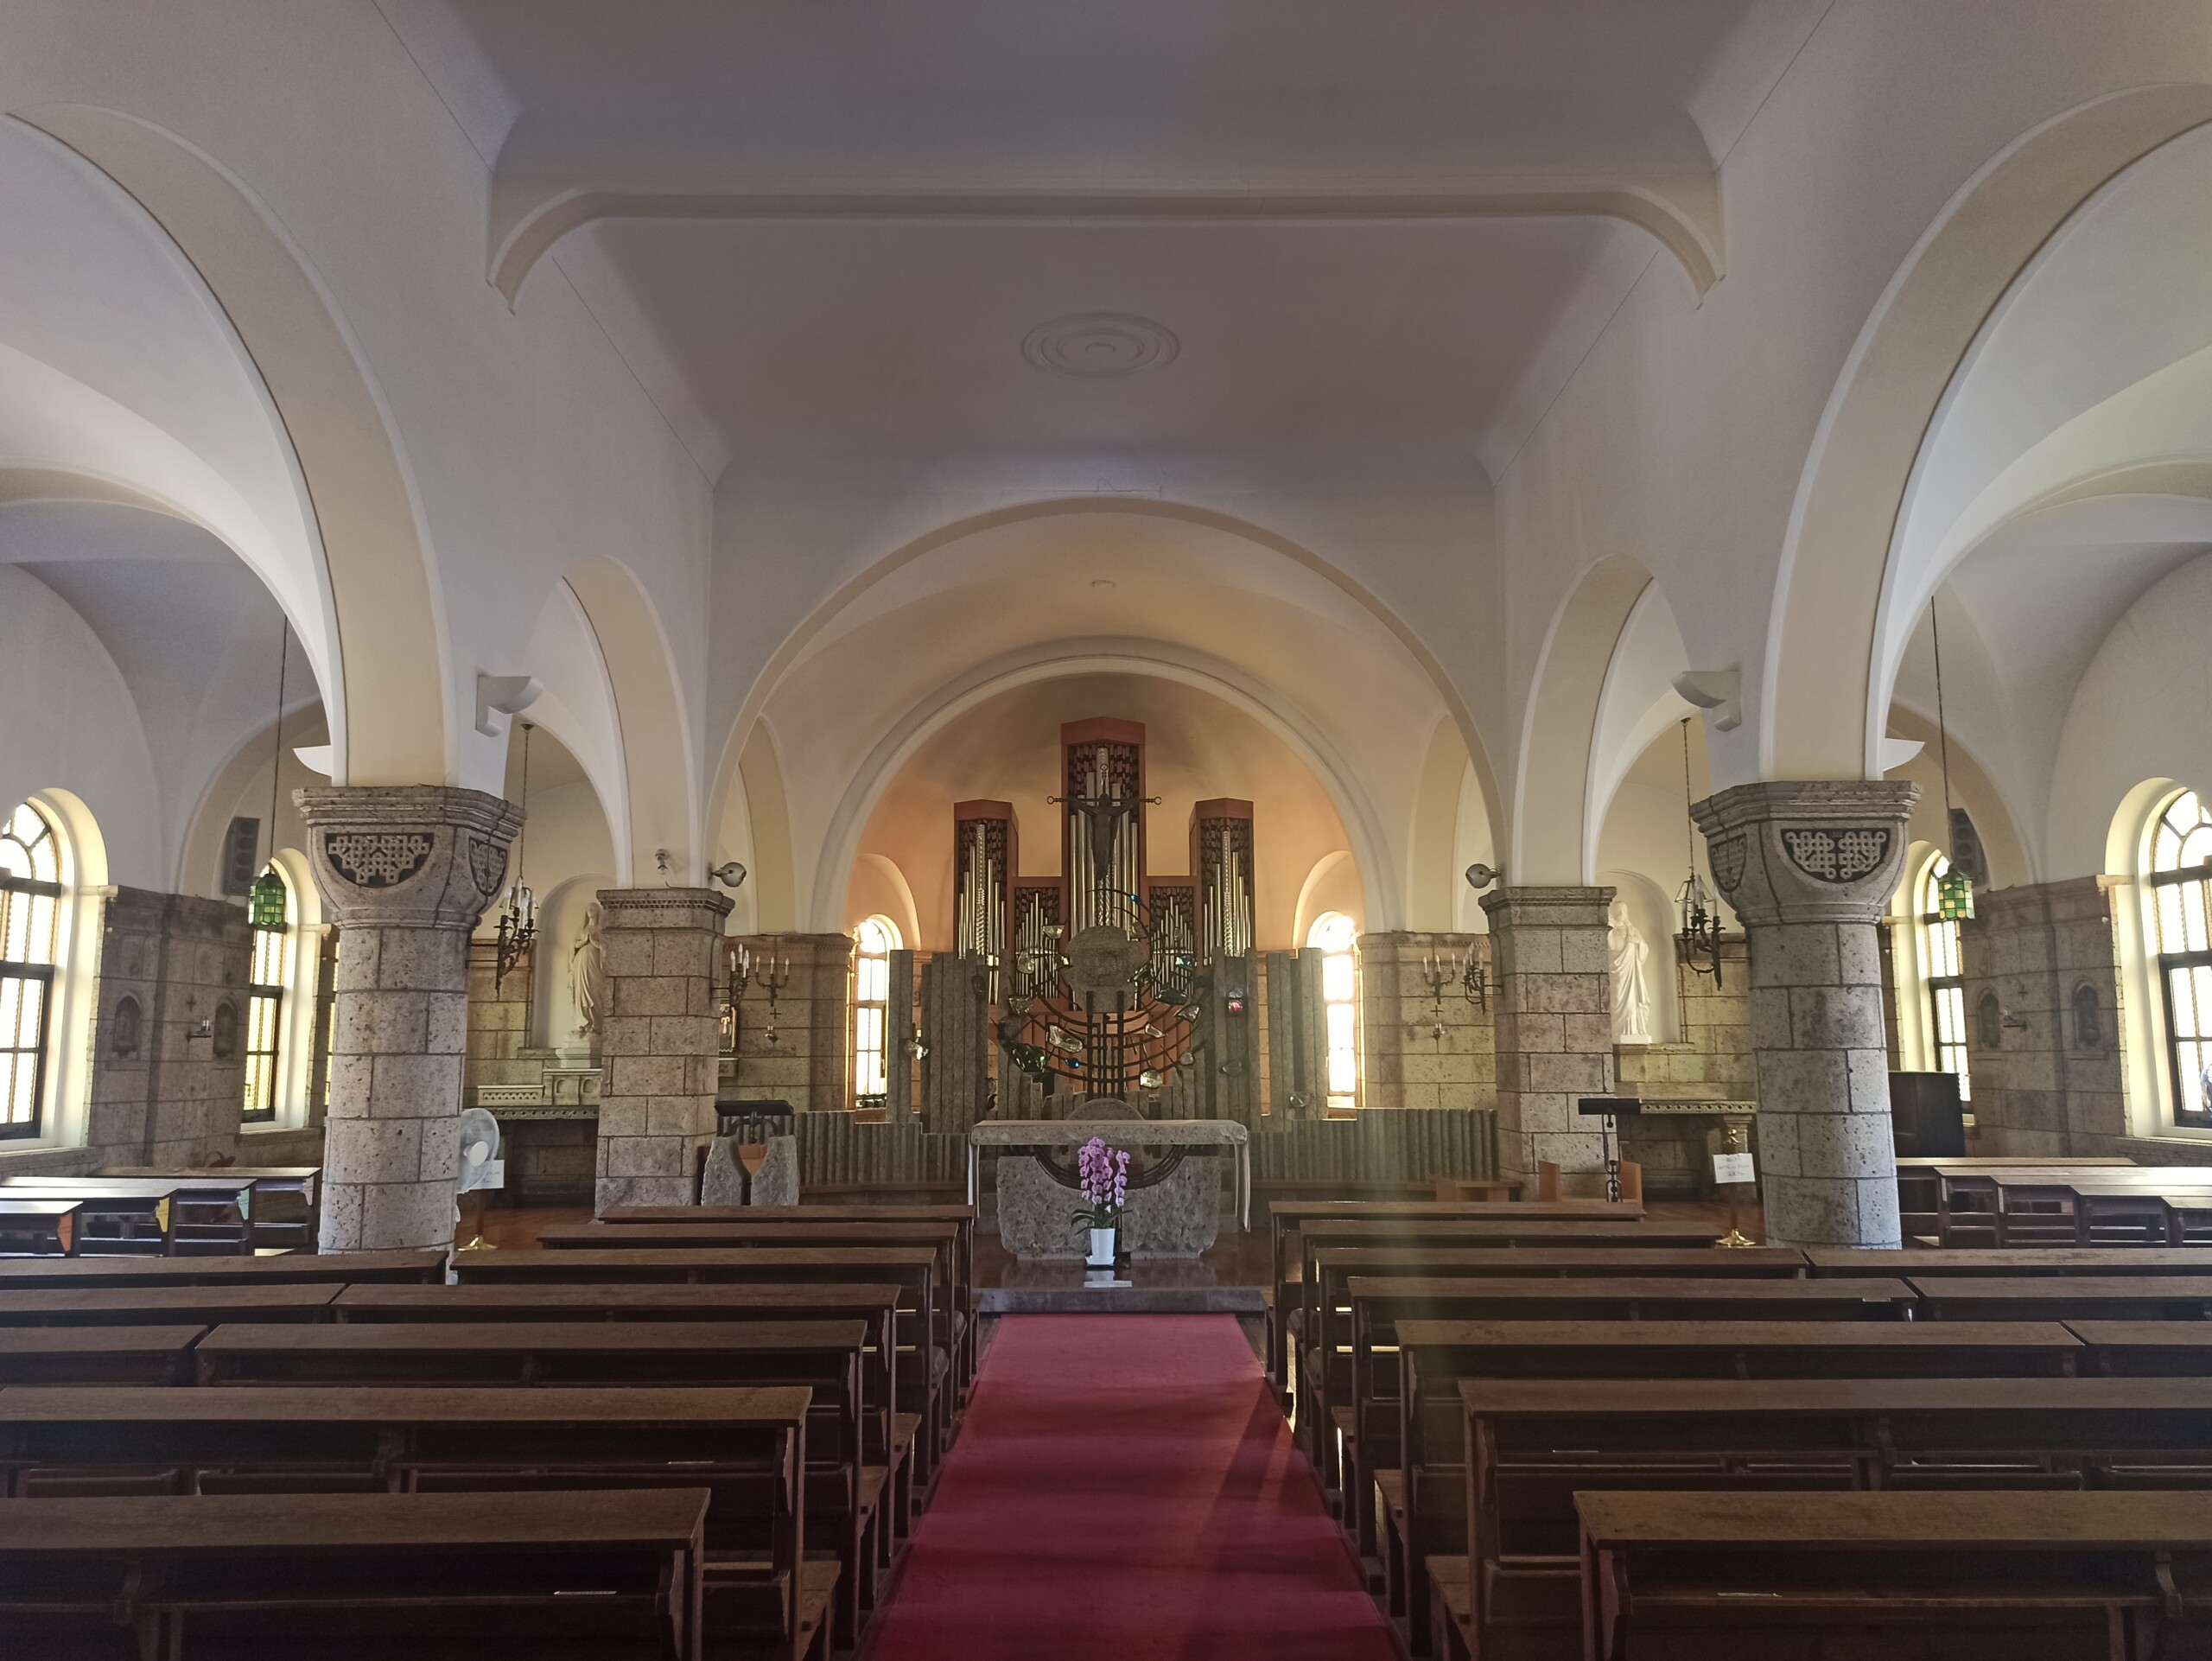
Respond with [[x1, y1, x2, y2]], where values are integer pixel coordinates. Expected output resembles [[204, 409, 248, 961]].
[[851, 916, 901, 1105], [1306, 912, 1360, 1111], [1916, 854, 1971, 1101], [242, 862, 295, 1123], [0, 801, 64, 1137], [2147, 790, 2212, 1128]]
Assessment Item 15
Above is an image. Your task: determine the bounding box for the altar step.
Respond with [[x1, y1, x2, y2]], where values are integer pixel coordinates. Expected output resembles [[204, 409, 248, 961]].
[[979, 1282, 1266, 1314]]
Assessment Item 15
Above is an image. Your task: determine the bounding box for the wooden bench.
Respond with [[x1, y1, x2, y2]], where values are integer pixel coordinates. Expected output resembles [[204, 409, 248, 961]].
[[1290, 1219, 1719, 1404], [2066, 1320, 2212, 1375], [0, 1486, 718, 1661], [194, 1320, 883, 1648], [0, 1199, 79, 1257], [1383, 1320, 2082, 1654], [1303, 1247, 1806, 1528], [0, 1282, 340, 1327], [1894, 1155, 2135, 1246], [449, 1248, 947, 1481], [3, 1175, 257, 1255], [0, 1384, 815, 1658], [541, 1220, 975, 1398], [1457, 1375, 2212, 1661], [599, 1206, 977, 1391], [1908, 1276, 2212, 1321], [330, 1282, 919, 1525], [1574, 1489, 2212, 1661], [100, 1164, 322, 1251], [0, 1248, 445, 1289], [1808, 1246, 2212, 1277], [1265, 1200, 1647, 1385], [0, 1325, 205, 1385], [2069, 1174, 2212, 1247]]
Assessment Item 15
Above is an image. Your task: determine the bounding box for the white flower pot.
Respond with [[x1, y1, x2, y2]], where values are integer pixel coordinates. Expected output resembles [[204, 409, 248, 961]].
[[1087, 1226, 1117, 1267]]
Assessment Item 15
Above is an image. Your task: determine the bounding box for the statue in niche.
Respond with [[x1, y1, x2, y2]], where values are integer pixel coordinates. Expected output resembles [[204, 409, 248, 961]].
[[571, 901, 608, 1044], [1608, 897, 1655, 1045]]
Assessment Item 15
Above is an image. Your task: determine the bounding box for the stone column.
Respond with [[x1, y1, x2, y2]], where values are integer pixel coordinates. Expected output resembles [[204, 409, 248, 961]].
[[295, 786, 523, 1252], [1692, 780, 1918, 1247], [1480, 888, 1617, 1189], [594, 888, 734, 1212]]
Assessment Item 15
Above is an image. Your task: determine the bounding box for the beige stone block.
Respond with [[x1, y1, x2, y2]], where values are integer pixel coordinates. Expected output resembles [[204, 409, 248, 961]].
[[365, 1052, 465, 1116]]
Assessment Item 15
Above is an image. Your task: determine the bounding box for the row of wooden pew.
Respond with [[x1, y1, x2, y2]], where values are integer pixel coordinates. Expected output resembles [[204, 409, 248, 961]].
[[1274, 1197, 2212, 1659], [0, 1165, 321, 1257], [0, 1201, 979, 1660], [1904, 1155, 2212, 1247]]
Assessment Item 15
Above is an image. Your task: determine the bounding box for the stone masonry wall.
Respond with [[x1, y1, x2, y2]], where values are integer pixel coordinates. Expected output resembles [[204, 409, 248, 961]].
[[726, 933, 854, 1113], [1357, 932, 1497, 1112]]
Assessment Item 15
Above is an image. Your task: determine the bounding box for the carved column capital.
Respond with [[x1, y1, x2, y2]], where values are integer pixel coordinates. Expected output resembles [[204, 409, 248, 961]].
[[1691, 780, 1920, 929], [293, 786, 524, 931]]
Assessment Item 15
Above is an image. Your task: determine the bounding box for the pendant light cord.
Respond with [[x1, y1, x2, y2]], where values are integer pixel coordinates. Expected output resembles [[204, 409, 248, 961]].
[[264, 624, 288, 862], [1681, 717, 1696, 876], [513, 722, 531, 889], [1929, 595, 1955, 823]]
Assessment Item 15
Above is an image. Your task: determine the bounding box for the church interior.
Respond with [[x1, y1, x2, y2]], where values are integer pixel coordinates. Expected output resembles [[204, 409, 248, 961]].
[[6, 3, 2212, 1656]]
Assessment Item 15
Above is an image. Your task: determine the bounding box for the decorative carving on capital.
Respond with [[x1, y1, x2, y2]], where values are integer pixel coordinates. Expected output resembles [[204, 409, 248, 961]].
[[594, 887, 736, 929], [1690, 781, 1919, 926], [294, 786, 524, 931]]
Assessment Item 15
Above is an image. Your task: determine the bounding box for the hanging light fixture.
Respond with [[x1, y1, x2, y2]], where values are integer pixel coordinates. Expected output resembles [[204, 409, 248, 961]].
[[247, 624, 290, 930], [493, 722, 537, 989], [1675, 719, 1723, 984], [1929, 597, 1974, 922]]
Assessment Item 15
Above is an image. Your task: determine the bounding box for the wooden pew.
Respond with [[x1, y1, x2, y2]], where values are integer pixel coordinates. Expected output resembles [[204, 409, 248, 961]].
[[1808, 1246, 2212, 1277], [1292, 1219, 1721, 1405], [449, 1248, 948, 1480], [1387, 1320, 2082, 1654], [1892, 1155, 2133, 1244], [3, 1175, 257, 1255], [331, 1282, 919, 1524], [2069, 1174, 2212, 1247], [2067, 1321, 2212, 1375], [601, 1206, 978, 1386], [0, 1325, 204, 1385], [1265, 1200, 1647, 1385], [1909, 1276, 2212, 1321], [0, 1487, 715, 1661], [0, 1384, 816, 1659], [540, 1220, 974, 1397], [1304, 1247, 1806, 1528], [0, 1282, 340, 1327], [1572, 1490, 2212, 1661], [0, 1198, 79, 1257], [0, 1249, 445, 1289], [102, 1163, 321, 1251], [194, 1320, 882, 1648], [1455, 1375, 2212, 1661]]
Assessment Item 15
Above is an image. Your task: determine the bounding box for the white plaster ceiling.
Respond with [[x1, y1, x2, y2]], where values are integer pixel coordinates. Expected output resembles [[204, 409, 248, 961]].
[[378, 1, 1814, 480]]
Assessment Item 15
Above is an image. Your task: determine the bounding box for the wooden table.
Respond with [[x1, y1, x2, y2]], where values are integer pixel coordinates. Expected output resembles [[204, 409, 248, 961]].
[[1808, 1246, 2212, 1277], [0, 1487, 713, 1661], [1574, 1490, 2212, 1661], [0, 1325, 205, 1384], [3, 1175, 257, 1254], [0, 1282, 340, 1326]]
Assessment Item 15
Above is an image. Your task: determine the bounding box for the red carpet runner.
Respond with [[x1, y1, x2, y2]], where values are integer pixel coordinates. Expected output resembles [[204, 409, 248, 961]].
[[865, 1314, 1398, 1660]]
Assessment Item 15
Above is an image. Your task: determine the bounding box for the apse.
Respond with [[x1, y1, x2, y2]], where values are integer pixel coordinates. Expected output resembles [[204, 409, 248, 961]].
[[850, 672, 1357, 951]]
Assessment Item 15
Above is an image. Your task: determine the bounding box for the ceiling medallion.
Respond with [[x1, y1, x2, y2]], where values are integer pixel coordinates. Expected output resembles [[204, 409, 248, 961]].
[[1021, 313, 1179, 378]]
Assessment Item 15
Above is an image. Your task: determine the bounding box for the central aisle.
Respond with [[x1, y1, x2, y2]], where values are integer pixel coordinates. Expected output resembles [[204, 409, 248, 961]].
[[866, 1314, 1398, 1660]]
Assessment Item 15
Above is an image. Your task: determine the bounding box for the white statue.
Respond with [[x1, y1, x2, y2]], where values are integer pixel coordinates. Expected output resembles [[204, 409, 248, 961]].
[[571, 901, 608, 1042], [1608, 897, 1655, 1045]]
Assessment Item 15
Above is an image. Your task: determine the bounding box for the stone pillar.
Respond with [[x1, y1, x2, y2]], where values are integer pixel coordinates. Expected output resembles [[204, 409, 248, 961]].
[[1480, 888, 1617, 1189], [1692, 780, 1918, 1247], [295, 786, 523, 1252], [594, 888, 734, 1212]]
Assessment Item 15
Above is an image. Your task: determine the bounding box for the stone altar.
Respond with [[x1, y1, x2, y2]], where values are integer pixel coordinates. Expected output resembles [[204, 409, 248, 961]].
[[969, 1117, 1250, 1261]]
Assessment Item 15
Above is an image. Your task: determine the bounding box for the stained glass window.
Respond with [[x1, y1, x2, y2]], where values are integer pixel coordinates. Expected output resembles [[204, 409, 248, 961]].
[[1306, 912, 1360, 1111], [1916, 854, 1971, 1101], [2149, 790, 2212, 1128], [852, 916, 900, 1104], [241, 862, 293, 1123], [0, 802, 63, 1137]]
